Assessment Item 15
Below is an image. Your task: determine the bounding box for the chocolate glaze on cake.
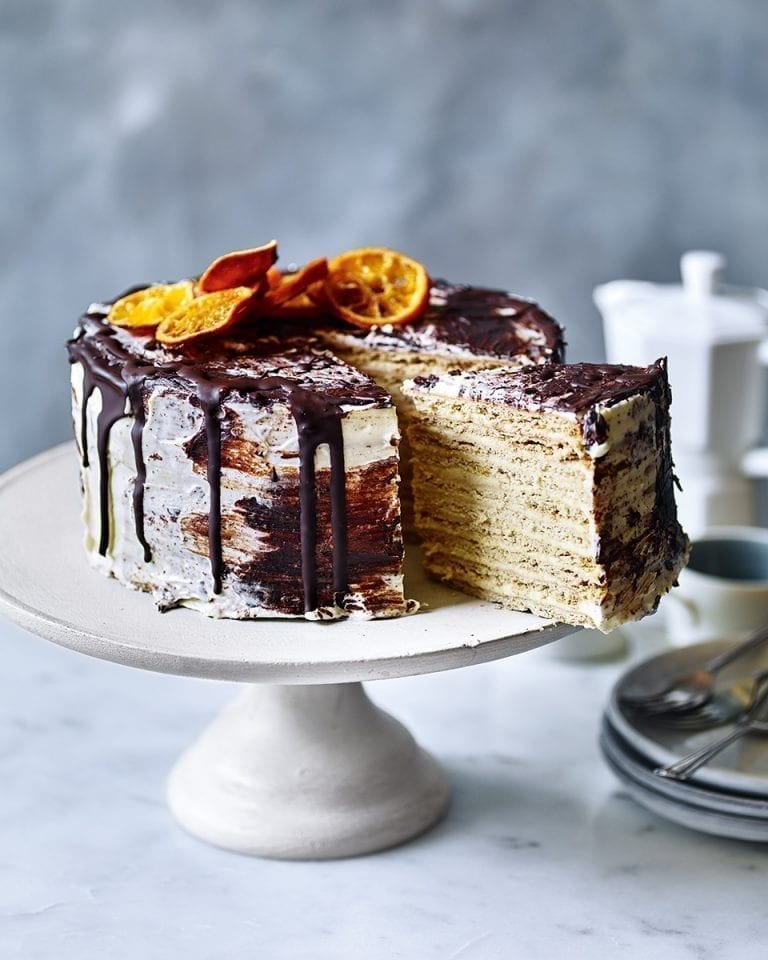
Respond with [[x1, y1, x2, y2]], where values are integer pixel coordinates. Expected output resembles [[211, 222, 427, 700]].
[[68, 299, 390, 615], [318, 279, 565, 362], [410, 359, 667, 410], [67, 278, 568, 620]]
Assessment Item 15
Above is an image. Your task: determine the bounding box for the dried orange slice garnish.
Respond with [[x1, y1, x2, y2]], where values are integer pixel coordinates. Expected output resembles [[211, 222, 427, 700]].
[[323, 247, 429, 328], [197, 241, 278, 293], [272, 290, 321, 320], [266, 265, 283, 290], [156, 287, 253, 345], [306, 279, 333, 311], [109, 281, 195, 329], [263, 259, 329, 311]]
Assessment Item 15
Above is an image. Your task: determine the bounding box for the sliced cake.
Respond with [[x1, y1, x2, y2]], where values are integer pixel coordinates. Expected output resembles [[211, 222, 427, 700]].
[[319, 279, 564, 532], [67, 244, 686, 630], [67, 249, 566, 623], [403, 360, 688, 631]]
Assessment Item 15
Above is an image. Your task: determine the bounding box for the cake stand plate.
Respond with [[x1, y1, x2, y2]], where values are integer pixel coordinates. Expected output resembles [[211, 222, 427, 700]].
[[0, 445, 573, 859]]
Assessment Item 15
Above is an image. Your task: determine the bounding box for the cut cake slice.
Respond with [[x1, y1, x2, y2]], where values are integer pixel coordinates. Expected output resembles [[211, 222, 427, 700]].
[[402, 359, 688, 631], [320, 279, 565, 533]]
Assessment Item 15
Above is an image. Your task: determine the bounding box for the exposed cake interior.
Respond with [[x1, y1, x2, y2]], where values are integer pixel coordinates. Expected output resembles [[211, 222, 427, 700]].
[[403, 360, 689, 631], [319, 280, 564, 533]]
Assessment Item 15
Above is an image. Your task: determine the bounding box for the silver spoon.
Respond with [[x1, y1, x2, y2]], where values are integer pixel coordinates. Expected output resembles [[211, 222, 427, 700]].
[[620, 623, 768, 716], [655, 678, 768, 781], [641, 670, 768, 730]]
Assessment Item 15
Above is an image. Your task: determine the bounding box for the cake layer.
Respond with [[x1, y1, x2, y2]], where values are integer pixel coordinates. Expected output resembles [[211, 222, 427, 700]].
[[68, 305, 414, 620], [319, 280, 564, 533], [403, 360, 688, 631]]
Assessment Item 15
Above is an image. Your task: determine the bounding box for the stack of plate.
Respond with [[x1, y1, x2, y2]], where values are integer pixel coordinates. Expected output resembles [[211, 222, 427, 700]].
[[601, 640, 768, 841]]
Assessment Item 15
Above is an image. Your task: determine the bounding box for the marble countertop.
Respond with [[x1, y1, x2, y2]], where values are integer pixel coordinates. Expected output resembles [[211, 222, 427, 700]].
[[1, 618, 767, 960]]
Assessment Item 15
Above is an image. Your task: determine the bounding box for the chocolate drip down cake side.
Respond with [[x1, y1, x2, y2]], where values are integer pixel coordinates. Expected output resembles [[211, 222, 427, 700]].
[[66, 243, 688, 628]]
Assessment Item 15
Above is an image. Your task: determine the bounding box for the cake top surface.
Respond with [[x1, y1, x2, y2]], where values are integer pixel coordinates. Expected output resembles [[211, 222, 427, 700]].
[[319, 279, 565, 362], [70, 304, 393, 411], [404, 359, 669, 413], [70, 253, 566, 409]]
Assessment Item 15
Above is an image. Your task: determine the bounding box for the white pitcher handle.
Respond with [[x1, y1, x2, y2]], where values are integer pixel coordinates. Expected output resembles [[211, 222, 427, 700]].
[[742, 447, 768, 479]]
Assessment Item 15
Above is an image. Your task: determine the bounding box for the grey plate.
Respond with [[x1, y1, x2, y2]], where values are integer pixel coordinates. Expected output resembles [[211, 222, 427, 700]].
[[601, 716, 768, 818], [607, 640, 768, 797], [600, 720, 768, 843]]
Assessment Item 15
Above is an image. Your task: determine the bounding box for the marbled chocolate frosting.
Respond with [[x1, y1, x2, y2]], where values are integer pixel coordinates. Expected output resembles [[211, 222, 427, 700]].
[[319, 279, 565, 362], [68, 301, 410, 620]]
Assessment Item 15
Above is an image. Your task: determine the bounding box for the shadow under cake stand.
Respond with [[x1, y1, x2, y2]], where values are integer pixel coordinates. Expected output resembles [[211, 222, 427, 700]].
[[0, 445, 574, 859]]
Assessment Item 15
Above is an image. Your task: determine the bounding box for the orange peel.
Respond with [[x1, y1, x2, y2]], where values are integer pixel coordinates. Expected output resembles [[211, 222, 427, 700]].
[[266, 265, 283, 291], [263, 259, 329, 311], [273, 291, 322, 320], [306, 279, 333, 311]]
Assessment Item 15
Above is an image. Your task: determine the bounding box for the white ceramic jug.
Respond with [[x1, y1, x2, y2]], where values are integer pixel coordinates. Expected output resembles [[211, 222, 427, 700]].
[[594, 252, 768, 535]]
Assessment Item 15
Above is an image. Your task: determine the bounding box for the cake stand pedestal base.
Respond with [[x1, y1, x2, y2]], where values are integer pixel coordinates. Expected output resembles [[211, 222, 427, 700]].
[[0, 446, 572, 861], [167, 682, 450, 859]]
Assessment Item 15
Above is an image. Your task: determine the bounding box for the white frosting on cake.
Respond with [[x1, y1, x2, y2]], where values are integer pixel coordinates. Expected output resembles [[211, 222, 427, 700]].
[[71, 362, 412, 620]]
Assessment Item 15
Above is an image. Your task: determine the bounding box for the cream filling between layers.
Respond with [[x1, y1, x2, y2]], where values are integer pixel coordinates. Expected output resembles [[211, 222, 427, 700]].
[[323, 342, 538, 536], [403, 384, 682, 631], [71, 363, 410, 620]]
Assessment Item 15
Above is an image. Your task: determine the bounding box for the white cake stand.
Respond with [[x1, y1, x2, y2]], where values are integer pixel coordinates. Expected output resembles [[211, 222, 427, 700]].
[[0, 444, 573, 859]]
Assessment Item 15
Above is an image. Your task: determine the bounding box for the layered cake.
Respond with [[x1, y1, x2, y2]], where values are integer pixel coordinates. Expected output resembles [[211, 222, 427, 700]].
[[403, 360, 688, 631], [67, 243, 686, 628], [68, 314, 415, 620], [318, 280, 564, 532]]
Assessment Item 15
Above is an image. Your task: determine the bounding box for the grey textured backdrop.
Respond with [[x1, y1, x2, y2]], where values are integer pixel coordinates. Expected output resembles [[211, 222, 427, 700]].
[[2, 0, 767, 470]]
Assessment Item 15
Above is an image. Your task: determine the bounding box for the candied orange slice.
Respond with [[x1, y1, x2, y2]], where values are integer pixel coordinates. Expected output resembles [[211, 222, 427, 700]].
[[156, 286, 253, 345], [274, 290, 322, 319], [324, 248, 429, 328], [109, 281, 195, 329], [306, 279, 333, 311], [263, 258, 329, 311], [266, 265, 283, 290], [230, 276, 272, 324], [197, 240, 278, 293]]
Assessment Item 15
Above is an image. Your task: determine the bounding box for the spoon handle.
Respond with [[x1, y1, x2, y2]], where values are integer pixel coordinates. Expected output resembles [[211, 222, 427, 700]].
[[656, 678, 768, 781], [655, 723, 751, 781], [705, 624, 768, 673]]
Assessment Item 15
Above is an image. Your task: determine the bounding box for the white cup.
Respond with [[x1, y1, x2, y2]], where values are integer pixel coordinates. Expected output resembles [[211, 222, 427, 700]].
[[665, 526, 768, 643]]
